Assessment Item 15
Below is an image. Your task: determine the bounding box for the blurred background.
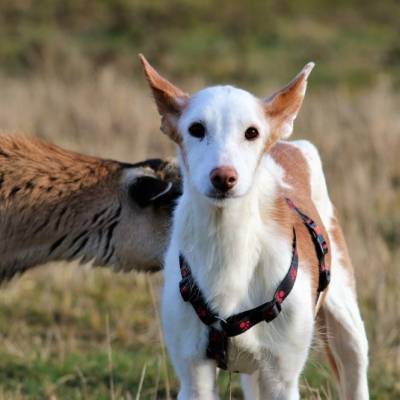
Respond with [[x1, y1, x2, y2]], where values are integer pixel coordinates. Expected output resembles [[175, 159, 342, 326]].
[[0, 1, 399, 399]]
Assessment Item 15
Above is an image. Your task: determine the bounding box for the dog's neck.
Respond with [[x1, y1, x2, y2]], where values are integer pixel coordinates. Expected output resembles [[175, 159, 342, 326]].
[[176, 155, 286, 314]]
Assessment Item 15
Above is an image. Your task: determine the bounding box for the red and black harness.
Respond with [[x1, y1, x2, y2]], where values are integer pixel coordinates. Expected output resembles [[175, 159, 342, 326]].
[[179, 198, 330, 370]]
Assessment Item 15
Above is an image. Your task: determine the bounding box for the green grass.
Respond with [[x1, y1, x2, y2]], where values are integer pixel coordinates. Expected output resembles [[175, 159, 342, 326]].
[[0, 268, 176, 399], [0, 264, 398, 399], [0, 0, 399, 88], [0, 266, 329, 400], [0, 52, 398, 397], [0, 349, 171, 399]]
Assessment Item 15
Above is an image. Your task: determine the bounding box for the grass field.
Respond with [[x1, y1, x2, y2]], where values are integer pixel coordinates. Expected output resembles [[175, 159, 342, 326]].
[[1, 2, 399, 398], [1, 1, 399, 88], [0, 69, 398, 399]]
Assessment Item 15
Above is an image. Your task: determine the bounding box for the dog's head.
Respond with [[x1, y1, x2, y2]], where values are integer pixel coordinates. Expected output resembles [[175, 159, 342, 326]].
[[140, 55, 313, 205]]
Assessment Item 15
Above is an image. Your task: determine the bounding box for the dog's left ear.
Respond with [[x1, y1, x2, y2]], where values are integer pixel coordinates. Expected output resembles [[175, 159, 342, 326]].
[[264, 62, 314, 142], [139, 54, 189, 144]]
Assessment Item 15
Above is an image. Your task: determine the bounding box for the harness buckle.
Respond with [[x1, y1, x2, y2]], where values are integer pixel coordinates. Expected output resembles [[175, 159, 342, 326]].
[[207, 327, 228, 370], [265, 301, 282, 323]]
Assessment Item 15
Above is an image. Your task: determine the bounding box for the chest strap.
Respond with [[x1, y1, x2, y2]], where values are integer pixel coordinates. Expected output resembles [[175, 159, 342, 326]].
[[285, 198, 330, 292], [178, 198, 329, 369]]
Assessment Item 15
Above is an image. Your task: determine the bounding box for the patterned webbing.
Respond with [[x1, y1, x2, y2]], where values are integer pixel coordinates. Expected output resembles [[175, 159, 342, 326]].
[[285, 198, 330, 292], [178, 198, 329, 370]]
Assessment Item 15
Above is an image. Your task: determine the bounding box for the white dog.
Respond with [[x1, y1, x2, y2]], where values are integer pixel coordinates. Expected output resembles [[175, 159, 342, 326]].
[[140, 55, 369, 400]]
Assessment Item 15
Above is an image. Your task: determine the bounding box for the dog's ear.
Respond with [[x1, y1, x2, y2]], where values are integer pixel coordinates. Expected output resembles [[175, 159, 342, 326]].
[[139, 54, 189, 144], [264, 62, 314, 143]]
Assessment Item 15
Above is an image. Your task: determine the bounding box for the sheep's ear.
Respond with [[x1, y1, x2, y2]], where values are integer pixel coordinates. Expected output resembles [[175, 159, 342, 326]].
[[264, 62, 314, 142], [129, 176, 181, 209], [139, 54, 189, 144]]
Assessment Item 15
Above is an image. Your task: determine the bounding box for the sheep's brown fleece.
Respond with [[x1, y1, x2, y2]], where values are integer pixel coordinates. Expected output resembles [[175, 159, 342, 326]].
[[0, 135, 180, 281]]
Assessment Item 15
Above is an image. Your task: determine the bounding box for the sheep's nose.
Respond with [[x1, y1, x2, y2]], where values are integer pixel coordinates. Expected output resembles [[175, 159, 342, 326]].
[[210, 166, 238, 192]]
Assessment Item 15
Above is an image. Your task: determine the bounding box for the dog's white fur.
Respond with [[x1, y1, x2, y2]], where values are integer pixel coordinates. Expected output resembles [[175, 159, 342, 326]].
[[141, 56, 369, 399]]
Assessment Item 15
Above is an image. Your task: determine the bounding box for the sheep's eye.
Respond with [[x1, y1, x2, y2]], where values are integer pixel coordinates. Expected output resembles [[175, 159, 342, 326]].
[[188, 122, 206, 139], [245, 127, 259, 141]]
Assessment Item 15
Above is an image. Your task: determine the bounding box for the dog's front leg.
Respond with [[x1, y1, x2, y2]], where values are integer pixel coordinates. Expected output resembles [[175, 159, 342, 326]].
[[174, 357, 218, 400], [163, 322, 219, 399], [241, 371, 260, 399], [241, 360, 304, 400], [162, 276, 219, 399], [255, 339, 312, 400], [258, 367, 302, 400]]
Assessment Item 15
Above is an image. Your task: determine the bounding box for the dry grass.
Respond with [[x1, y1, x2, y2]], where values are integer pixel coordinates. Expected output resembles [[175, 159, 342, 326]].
[[0, 70, 398, 399]]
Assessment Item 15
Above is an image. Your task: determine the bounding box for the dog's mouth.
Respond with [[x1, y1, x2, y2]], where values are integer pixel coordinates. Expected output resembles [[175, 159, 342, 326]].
[[206, 190, 236, 201]]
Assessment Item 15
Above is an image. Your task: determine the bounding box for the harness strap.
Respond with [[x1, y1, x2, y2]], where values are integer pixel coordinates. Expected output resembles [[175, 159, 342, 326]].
[[180, 230, 297, 336], [285, 198, 330, 292], [179, 256, 218, 326], [221, 229, 298, 337], [178, 198, 329, 370]]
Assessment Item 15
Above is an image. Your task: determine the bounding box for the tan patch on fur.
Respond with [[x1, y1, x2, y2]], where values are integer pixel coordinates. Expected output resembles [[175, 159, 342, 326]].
[[161, 115, 183, 144], [264, 130, 281, 154], [330, 210, 356, 286], [267, 142, 331, 302]]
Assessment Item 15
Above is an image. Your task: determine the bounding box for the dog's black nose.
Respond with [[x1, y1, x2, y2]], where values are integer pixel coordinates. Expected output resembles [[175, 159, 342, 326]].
[[210, 166, 238, 192]]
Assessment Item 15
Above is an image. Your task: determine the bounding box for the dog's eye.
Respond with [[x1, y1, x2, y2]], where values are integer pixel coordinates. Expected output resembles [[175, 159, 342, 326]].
[[245, 127, 259, 141], [188, 122, 206, 139]]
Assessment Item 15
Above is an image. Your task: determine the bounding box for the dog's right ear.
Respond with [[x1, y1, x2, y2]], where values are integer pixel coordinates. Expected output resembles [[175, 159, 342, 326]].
[[263, 62, 314, 143], [139, 54, 189, 144]]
